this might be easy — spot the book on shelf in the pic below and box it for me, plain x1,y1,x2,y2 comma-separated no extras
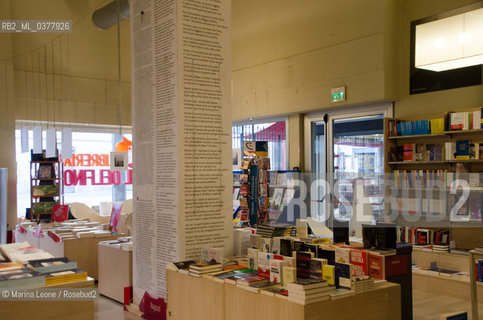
32,202,58,214
32,184,59,196
37,165,52,179
455,140,470,160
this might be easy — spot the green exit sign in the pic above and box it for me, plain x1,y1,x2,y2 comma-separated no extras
331,86,346,102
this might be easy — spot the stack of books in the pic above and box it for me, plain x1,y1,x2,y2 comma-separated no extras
286,279,330,304
351,277,375,293
256,225,295,238
0,242,54,264
329,288,354,300
0,268,46,289
432,245,450,253
28,257,77,273
189,262,222,277
28,257,87,286
45,269,87,286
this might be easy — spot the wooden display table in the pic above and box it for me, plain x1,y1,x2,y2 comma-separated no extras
98,240,133,303
166,270,401,320
0,277,95,320
16,230,120,279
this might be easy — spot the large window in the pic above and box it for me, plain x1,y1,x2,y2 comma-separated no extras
232,118,288,171
15,124,132,218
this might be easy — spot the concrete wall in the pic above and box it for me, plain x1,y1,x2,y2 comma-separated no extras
232,0,396,120
0,0,17,232
394,0,483,118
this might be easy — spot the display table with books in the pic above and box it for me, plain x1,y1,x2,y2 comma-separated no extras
0,242,95,320
166,269,401,320
16,220,121,279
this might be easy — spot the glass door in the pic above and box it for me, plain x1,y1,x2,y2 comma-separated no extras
309,119,327,221
329,114,385,238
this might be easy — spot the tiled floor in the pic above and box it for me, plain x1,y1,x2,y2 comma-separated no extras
95,289,482,320
95,296,141,320
412,288,482,320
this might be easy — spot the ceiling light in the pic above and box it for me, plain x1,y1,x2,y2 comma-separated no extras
415,7,483,72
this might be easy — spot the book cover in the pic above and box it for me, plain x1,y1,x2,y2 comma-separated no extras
37,166,52,179
385,254,408,278
415,143,425,161
28,257,77,274
350,249,368,277
368,253,385,280
450,112,465,130
282,266,296,287
269,259,285,283
271,237,282,254
257,252,271,278
309,258,324,280
469,195,482,220
280,238,293,257
296,251,311,279
455,140,470,160
403,144,414,161
283,256,296,268
334,262,352,289
318,247,336,265
335,247,350,264
247,248,259,270
322,265,335,286
249,234,261,249
261,238,272,253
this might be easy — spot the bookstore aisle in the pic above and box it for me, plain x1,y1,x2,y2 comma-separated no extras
412,288,483,320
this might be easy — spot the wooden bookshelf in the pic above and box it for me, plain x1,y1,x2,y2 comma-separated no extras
384,111,483,251
30,159,64,222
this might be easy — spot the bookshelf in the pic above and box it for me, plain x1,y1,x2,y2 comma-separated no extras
30,160,64,222
384,108,483,251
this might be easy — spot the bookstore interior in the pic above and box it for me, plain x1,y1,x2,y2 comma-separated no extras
0,0,483,319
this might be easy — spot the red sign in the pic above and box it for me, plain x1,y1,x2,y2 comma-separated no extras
51,205,69,222
64,169,132,186
109,202,123,232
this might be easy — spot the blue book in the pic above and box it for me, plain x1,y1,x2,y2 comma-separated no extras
479,260,483,282
334,262,351,289
455,140,470,160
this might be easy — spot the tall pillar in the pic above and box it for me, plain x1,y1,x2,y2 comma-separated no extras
130,0,232,306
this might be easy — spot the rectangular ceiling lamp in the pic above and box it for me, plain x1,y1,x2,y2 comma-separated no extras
415,7,483,72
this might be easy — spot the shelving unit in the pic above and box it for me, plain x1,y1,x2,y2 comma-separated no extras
30,160,64,222
384,109,483,251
